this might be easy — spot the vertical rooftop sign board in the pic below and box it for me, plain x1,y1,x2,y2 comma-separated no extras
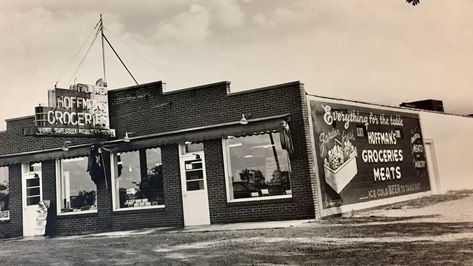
309,97,430,209
32,83,115,137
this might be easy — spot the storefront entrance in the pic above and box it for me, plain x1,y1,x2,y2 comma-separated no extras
22,162,42,236
179,144,210,226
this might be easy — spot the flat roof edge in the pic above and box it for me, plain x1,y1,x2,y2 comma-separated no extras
109,80,164,93
228,81,303,96
307,93,473,118
5,115,35,122
163,81,231,95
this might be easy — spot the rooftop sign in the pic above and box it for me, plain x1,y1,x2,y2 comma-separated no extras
32,81,115,137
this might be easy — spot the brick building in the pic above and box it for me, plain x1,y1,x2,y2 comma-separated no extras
0,80,319,237
0,79,442,238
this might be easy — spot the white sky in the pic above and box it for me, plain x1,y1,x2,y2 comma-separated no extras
1,0,472,130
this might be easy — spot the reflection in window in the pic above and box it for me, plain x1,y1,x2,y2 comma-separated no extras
114,148,164,209
0,167,9,219
58,157,97,213
225,133,291,200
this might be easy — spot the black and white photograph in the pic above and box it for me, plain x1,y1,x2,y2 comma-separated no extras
0,0,472,265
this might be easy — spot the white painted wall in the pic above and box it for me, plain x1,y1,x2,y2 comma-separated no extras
419,112,473,193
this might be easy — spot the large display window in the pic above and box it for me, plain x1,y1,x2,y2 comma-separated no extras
0,167,9,220
57,157,97,214
112,148,164,210
224,132,292,201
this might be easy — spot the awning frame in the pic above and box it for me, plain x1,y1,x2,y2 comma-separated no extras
0,114,291,166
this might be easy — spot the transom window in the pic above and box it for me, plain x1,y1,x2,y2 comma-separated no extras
57,157,97,214
112,148,164,210
0,166,9,220
224,132,292,201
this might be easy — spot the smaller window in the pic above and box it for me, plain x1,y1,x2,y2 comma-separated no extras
184,142,204,154
58,157,97,214
0,167,9,220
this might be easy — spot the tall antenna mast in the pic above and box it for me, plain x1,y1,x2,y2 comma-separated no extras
100,14,106,83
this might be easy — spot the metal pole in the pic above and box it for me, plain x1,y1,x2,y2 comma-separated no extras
100,14,106,83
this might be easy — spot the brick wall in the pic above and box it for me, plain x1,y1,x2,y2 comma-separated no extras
0,80,318,236
0,164,22,238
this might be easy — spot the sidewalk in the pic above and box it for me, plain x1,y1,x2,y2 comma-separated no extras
57,219,314,240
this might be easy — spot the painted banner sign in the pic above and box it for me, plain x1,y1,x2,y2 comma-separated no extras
33,81,115,137
310,100,430,209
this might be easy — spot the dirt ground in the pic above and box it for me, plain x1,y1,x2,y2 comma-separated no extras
0,191,472,265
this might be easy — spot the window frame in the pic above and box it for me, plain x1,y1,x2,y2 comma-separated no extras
55,158,98,216
110,148,166,212
22,162,43,208
222,135,293,203
0,166,10,221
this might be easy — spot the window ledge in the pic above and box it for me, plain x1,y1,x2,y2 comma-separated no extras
227,195,292,205
0,218,10,223
57,210,98,217
113,205,165,213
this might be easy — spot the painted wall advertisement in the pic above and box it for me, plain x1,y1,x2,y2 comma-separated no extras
31,81,115,137
310,99,430,209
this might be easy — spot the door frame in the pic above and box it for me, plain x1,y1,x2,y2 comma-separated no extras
424,139,441,194
178,144,211,226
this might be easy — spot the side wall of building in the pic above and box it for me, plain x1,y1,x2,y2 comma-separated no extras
419,112,473,193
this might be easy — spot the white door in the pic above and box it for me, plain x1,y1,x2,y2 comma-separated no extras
22,162,43,236
179,150,211,226
424,140,441,194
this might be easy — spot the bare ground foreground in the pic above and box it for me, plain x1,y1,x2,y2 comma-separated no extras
0,191,472,265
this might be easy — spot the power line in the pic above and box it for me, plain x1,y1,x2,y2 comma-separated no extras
55,20,101,88
67,28,101,86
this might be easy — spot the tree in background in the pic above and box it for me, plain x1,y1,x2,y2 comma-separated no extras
406,0,420,6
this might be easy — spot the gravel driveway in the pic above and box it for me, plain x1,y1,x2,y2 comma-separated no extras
0,191,471,265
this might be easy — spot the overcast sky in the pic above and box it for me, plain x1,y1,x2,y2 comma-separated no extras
1,0,472,130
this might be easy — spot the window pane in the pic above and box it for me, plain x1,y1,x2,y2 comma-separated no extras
226,133,291,200
60,157,97,213
186,170,203,181
27,196,40,206
187,180,204,191
0,167,9,219
144,148,165,206
27,187,40,196
185,160,202,170
115,148,164,209
29,162,41,173
185,143,203,153
26,178,40,188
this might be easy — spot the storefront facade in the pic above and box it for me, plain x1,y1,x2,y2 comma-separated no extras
2,79,455,238
0,81,318,237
